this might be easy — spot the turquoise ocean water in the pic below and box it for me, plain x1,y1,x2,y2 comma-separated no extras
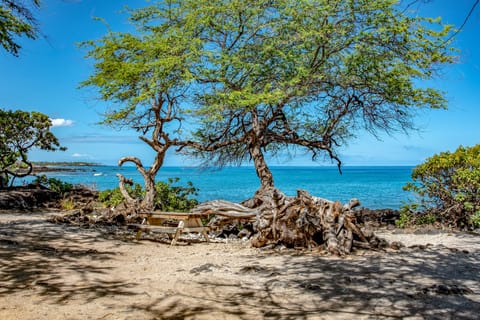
20,166,414,210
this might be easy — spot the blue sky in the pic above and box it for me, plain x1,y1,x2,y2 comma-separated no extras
1,0,479,166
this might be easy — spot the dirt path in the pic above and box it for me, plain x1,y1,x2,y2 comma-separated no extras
0,212,479,319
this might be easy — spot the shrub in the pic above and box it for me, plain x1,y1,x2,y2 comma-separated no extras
403,144,480,229
470,211,480,229
60,199,76,210
395,209,412,228
32,175,73,195
99,177,198,212
98,183,143,208
154,178,199,212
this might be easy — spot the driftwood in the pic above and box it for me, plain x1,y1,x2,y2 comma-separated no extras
192,200,258,219
193,188,378,254
191,200,257,233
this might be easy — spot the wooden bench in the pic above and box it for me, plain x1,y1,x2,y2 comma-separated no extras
130,212,210,245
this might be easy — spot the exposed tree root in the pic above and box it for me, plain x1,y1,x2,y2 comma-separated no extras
193,188,383,254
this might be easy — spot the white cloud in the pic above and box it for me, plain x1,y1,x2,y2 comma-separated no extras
50,118,74,127
71,153,90,158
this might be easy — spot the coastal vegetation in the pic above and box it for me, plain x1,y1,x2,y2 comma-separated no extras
98,178,198,212
31,175,73,196
0,109,66,188
402,144,480,229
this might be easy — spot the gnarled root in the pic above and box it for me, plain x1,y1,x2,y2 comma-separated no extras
192,188,380,254
246,188,372,254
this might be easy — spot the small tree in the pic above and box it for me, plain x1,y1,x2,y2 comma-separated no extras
0,109,66,187
80,4,200,209
0,0,40,56
403,144,480,228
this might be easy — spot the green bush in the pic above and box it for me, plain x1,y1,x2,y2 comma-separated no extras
99,178,198,212
470,211,480,228
154,178,199,212
403,144,480,229
98,183,143,208
395,209,412,228
32,175,73,195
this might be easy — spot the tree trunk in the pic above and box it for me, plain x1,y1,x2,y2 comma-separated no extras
249,108,274,192
142,175,156,210
249,142,274,192
115,174,137,206
116,145,167,210
117,156,156,210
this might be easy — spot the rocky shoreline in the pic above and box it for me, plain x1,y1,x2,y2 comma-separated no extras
0,186,97,211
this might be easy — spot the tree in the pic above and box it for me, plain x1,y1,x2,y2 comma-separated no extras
0,0,40,56
80,4,201,209
80,0,454,251
0,109,66,188
184,0,456,194
403,145,480,229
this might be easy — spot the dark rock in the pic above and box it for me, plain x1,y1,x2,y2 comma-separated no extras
0,185,98,211
113,214,126,224
0,187,60,210
356,208,400,227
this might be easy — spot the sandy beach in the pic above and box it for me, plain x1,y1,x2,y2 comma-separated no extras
0,212,479,320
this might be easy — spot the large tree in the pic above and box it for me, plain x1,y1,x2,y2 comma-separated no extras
80,4,200,209
0,109,65,188
184,0,455,193
82,0,455,200
0,0,40,56
80,0,456,250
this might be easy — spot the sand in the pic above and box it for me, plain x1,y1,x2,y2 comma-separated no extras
0,212,479,320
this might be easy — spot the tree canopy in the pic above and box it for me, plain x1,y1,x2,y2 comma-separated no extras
80,3,201,208
82,0,456,196
0,109,66,187
0,0,40,56
185,0,456,190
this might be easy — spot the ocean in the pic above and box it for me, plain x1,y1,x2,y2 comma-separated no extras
19,166,414,210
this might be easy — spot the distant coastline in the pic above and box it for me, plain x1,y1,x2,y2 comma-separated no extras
33,161,99,167
32,162,100,173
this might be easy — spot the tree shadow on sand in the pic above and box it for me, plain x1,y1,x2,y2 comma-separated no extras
130,241,480,319
0,215,138,303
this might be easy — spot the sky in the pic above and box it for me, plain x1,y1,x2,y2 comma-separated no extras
1,0,479,166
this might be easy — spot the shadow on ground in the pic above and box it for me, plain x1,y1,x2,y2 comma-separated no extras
1,214,479,319
133,242,480,319
0,214,138,303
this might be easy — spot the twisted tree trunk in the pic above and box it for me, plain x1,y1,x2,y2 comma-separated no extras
249,109,274,192
116,152,164,210
249,142,274,191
